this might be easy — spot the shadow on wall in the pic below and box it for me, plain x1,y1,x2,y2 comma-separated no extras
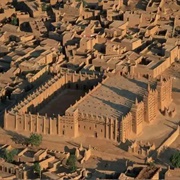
127,78,148,90
93,96,130,116
135,0,149,10
102,83,140,102
90,157,133,179
157,147,178,167
118,139,133,151
64,145,76,154
172,87,180,92
0,112,5,127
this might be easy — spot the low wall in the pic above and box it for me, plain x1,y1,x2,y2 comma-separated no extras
12,74,66,113
157,125,180,155
28,65,49,83
40,156,55,170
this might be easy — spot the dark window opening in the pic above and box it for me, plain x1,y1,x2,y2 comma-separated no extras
95,132,98,138
139,57,152,65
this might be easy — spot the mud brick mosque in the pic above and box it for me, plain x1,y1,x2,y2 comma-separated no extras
4,69,172,143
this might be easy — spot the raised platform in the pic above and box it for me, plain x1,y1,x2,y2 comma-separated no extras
72,75,149,119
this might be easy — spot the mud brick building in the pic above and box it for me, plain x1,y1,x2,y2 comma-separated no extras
4,71,172,143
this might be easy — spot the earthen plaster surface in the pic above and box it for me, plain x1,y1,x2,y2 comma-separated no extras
73,75,148,119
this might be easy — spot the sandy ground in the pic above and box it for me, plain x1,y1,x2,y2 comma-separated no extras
0,127,144,173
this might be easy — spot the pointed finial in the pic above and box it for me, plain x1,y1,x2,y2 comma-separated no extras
88,144,91,150
147,83,150,91
135,97,138,105
80,143,83,150
160,75,163,82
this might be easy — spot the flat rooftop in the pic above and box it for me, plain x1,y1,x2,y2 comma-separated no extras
72,75,149,120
